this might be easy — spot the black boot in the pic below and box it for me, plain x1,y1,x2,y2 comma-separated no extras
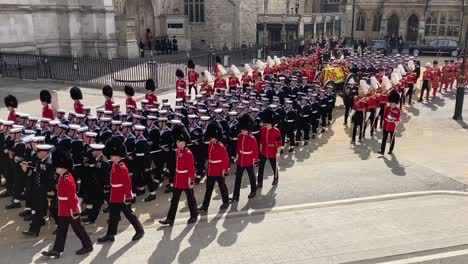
42,250,61,258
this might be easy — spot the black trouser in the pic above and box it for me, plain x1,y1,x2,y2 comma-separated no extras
201,176,229,208
285,126,296,147
363,108,376,137
420,80,430,101
4,158,14,194
400,91,405,108
377,104,385,128
257,155,278,186
327,107,334,122
24,176,32,209
86,190,104,221
156,150,175,184
29,194,47,233
352,111,364,142
229,86,237,94
49,197,58,226
344,104,352,123
406,83,414,105
167,188,197,221
188,84,197,95
381,130,396,153
12,164,25,202
320,109,327,127
296,124,310,142
233,165,256,199
242,84,249,93
228,139,237,158
310,116,318,134
195,145,207,178
52,216,92,252
106,203,143,237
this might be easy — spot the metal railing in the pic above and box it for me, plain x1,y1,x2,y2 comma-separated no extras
0,41,302,90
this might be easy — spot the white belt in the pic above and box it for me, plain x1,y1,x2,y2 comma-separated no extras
321,105,327,107
209,160,222,164
136,153,145,157
287,120,294,123
58,196,68,201
312,111,318,114
301,115,310,117
176,170,188,173
240,151,252,155
328,100,333,102
111,184,123,188
251,131,259,135
231,137,237,140
73,164,82,167
204,141,210,144
177,88,185,92
88,164,95,167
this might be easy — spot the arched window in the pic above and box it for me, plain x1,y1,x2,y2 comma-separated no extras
356,13,365,31
372,13,382,32
184,0,205,23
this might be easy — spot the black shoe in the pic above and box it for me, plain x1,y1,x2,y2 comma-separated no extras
288,148,294,153
76,247,93,255
187,217,198,224
0,191,12,198
23,214,33,221
80,209,89,217
19,210,31,217
132,231,144,241
327,121,331,126
42,250,61,258
22,230,39,237
312,134,316,139
102,207,110,213
131,198,136,204
164,187,174,194
272,179,278,185
248,192,256,199
350,140,355,144
97,235,115,243
82,218,95,225
159,219,174,226
136,190,145,196
321,128,326,133
195,177,201,184
257,183,263,189
280,149,284,154
197,206,208,213
144,194,156,202
304,141,308,146
388,151,393,155
52,229,57,235
294,142,299,147
219,203,229,210
229,197,239,203
378,151,385,155
5,202,21,209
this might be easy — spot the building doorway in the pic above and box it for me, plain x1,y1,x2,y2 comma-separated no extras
407,14,419,42
124,0,155,41
387,14,400,37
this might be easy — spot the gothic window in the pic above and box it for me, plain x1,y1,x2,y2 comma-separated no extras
356,13,365,31
424,11,460,37
184,0,205,23
372,14,382,32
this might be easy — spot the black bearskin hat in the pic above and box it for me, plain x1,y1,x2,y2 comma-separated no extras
4,95,18,108
102,85,113,97
124,85,135,97
216,56,222,64
261,107,275,124
238,113,254,131
52,146,73,170
206,121,223,141
172,124,190,142
145,79,156,91
70,86,83,100
40,90,52,104
187,59,195,69
176,69,184,78
388,90,401,104
104,136,127,157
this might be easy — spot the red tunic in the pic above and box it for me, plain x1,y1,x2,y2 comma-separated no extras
307,69,316,83
110,161,133,203
57,172,80,217
431,67,441,89
260,127,282,159
423,69,432,81
174,148,195,189
263,68,272,77
406,72,417,84
104,99,114,112
126,98,137,113
255,80,264,93
214,64,221,77
207,142,230,176
145,93,158,108
42,105,55,120
200,83,214,95
353,96,367,111
378,89,388,104
237,133,259,167
366,93,378,109
188,70,199,85
74,101,84,115
214,77,227,90
241,74,252,85
176,79,187,99
228,76,240,88
383,105,401,132
7,111,16,123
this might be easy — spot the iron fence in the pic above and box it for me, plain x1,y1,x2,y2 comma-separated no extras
0,41,301,90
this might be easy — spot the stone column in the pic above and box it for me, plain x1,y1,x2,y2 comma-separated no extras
333,18,336,36
115,16,139,58
298,19,305,40
314,20,317,38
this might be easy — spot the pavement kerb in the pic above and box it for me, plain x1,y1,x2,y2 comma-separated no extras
152,190,468,229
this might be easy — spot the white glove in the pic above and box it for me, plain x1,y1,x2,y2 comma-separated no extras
350,109,356,117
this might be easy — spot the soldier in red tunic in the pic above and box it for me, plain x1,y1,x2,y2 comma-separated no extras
102,85,114,112
70,87,84,115
257,107,282,187
41,147,93,258
176,69,187,100
198,121,230,212
187,60,199,96
420,63,432,102
40,90,55,120
159,124,198,226
431,60,442,97
231,113,258,202
98,136,144,243
214,72,227,93
241,69,253,93
4,95,18,123
145,79,158,108
379,91,401,155
228,71,240,94
124,85,137,114
441,60,450,92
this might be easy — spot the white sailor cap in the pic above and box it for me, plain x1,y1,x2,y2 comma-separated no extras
122,122,132,127
285,100,293,104
83,106,91,111
36,144,53,151
200,116,210,121
112,103,120,108
163,103,171,107
158,110,168,115
214,108,223,114
188,114,198,119
68,111,76,116
87,116,97,120
59,124,69,129
3,121,14,126
50,120,60,126
228,111,238,116
175,98,183,103
23,135,34,143
90,144,105,150
269,104,278,109
18,113,30,118
69,124,81,130
40,118,52,123
195,95,203,99
198,109,207,114
24,130,36,135
158,117,168,122
170,119,182,125
250,107,260,112
85,132,97,138
77,127,88,133
149,108,158,113
32,136,46,143
140,99,148,104
147,115,158,121
96,109,104,113
111,120,122,125
134,125,145,131
126,104,135,109
13,125,25,130
132,115,142,119
175,106,183,110
99,117,111,122
118,113,128,117
175,113,184,118
222,104,230,108
29,117,38,122
57,109,66,114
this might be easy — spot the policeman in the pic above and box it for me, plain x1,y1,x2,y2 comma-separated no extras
159,124,198,226
98,136,144,243
257,108,282,187
21,144,54,237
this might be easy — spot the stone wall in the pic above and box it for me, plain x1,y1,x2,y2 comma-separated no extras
0,0,118,57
